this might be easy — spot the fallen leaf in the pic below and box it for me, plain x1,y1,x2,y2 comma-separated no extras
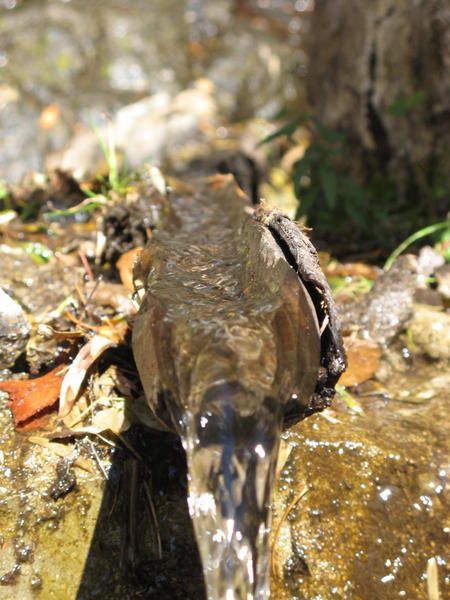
325,261,380,280
211,174,233,189
0,366,64,431
91,406,129,435
58,321,128,417
28,437,95,473
88,281,136,315
116,248,143,291
340,337,381,387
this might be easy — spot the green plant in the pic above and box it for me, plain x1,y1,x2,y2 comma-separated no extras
88,115,129,196
43,198,106,219
42,117,129,222
0,179,11,211
387,91,426,116
262,114,392,240
262,111,449,254
328,275,374,300
21,242,53,265
384,219,450,269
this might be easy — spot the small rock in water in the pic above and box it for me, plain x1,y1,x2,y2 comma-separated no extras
0,288,31,369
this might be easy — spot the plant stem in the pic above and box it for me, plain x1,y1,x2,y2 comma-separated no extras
384,220,450,270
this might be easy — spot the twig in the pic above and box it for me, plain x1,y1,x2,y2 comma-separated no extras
83,276,103,310
320,314,329,336
142,480,163,559
78,250,94,282
75,284,87,305
89,440,108,480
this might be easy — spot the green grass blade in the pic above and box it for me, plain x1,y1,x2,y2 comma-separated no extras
384,220,450,270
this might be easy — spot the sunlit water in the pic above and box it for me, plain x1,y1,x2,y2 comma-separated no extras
132,178,321,599
182,387,283,600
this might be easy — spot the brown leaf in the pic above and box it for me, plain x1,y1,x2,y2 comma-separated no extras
58,321,128,417
0,366,64,431
28,437,95,473
340,337,381,387
90,281,136,315
116,248,143,291
325,262,380,280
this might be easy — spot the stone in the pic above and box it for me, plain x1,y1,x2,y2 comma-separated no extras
409,304,450,360
0,288,31,368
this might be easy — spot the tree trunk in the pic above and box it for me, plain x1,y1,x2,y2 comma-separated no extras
307,0,450,217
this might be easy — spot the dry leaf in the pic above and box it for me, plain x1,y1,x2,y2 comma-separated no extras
116,248,143,291
324,262,380,280
0,366,64,431
340,337,381,387
59,321,128,417
89,281,136,315
91,407,129,434
28,437,95,473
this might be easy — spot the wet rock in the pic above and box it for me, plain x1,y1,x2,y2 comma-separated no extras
0,563,21,586
409,305,450,360
340,255,419,345
272,377,450,599
0,288,31,368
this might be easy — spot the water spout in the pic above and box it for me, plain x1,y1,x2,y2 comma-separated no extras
182,382,283,600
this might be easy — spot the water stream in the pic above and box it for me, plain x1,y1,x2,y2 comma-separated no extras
183,388,282,599
132,176,323,599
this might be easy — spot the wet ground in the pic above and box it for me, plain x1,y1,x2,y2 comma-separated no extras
0,171,449,600
0,359,448,599
273,363,450,599
0,1,449,599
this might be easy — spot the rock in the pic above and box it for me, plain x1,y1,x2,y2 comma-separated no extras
417,246,445,277
272,377,449,599
436,264,450,301
49,85,218,179
340,255,419,345
409,304,450,360
0,288,31,369
0,89,42,183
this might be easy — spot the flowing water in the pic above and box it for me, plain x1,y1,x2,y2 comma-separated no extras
183,389,282,599
132,176,322,599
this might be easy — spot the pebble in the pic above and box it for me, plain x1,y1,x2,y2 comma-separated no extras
0,288,31,368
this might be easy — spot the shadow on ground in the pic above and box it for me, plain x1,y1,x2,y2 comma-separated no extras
76,426,206,600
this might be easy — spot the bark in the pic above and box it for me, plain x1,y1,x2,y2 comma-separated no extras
307,0,450,209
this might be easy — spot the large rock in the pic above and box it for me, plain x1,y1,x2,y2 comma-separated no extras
271,368,450,599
